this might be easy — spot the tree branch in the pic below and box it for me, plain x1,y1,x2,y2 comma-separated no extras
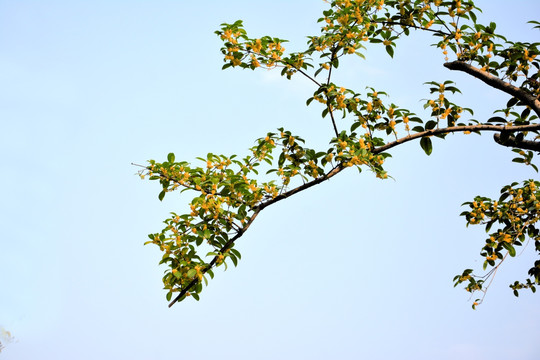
166,122,540,307
493,133,540,151
255,165,344,212
327,48,340,137
377,20,450,36
296,68,321,87
443,61,540,118
373,123,540,154
168,164,345,307
327,104,340,137
168,210,261,307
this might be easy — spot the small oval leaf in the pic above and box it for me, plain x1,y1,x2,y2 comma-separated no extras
420,137,433,156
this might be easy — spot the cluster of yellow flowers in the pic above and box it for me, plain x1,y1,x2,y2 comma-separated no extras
523,49,537,63
468,199,488,225
445,0,473,17
218,22,290,71
224,45,242,67
220,29,241,44
424,83,464,125
460,181,540,290
335,87,347,109
465,282,482,293
145,145,308,297
330,134,388,178
266,42,285,68
250,38,262,53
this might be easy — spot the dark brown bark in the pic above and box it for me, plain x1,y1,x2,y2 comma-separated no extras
443,61,540,118
493,132,540,152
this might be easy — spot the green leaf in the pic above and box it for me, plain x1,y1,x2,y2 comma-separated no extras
425,120,437,130
322,108,329,118
191,292,200,301
230,248,242,259
507,97,519,108
187,269,197,279
470,11,477,23
278,153,285,167
166,291,172,301
167,153,175,163
420,137,433,156
230,254,238,267
487,116,507,123
485,220,494,233
385,45,394,58
351,121,362,132
355,51,365,59
445,86,462,94
521,108,531,119
158,190,166,201
238,204,247,218
503,242,516,257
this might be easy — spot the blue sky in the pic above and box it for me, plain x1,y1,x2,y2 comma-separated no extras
1,1,539,359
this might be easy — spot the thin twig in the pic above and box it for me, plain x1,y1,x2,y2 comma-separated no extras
296,68,321,87
325,47,340,137
327,105,340,137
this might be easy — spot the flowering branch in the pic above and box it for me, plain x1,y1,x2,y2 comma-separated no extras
167,163,345,307
166,121,540,307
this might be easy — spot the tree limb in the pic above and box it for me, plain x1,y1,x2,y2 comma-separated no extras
167,123,540,307
493,133,540,151
255,165,344,212
443,61,540,118
167,164,345,307
374,123,540,154
378,20,450,36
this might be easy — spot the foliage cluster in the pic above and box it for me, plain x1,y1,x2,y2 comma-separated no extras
139,0,540,308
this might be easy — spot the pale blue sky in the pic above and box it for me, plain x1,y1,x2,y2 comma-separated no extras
1,1,539,359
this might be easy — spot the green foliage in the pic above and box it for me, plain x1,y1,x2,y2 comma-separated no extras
141,0,540,307
457,180,540,305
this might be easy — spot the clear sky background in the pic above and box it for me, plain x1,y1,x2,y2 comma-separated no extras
1,1,539,359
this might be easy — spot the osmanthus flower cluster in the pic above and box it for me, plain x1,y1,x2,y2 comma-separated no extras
140,0,540,307
457,180,540,308
141,130,388,304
